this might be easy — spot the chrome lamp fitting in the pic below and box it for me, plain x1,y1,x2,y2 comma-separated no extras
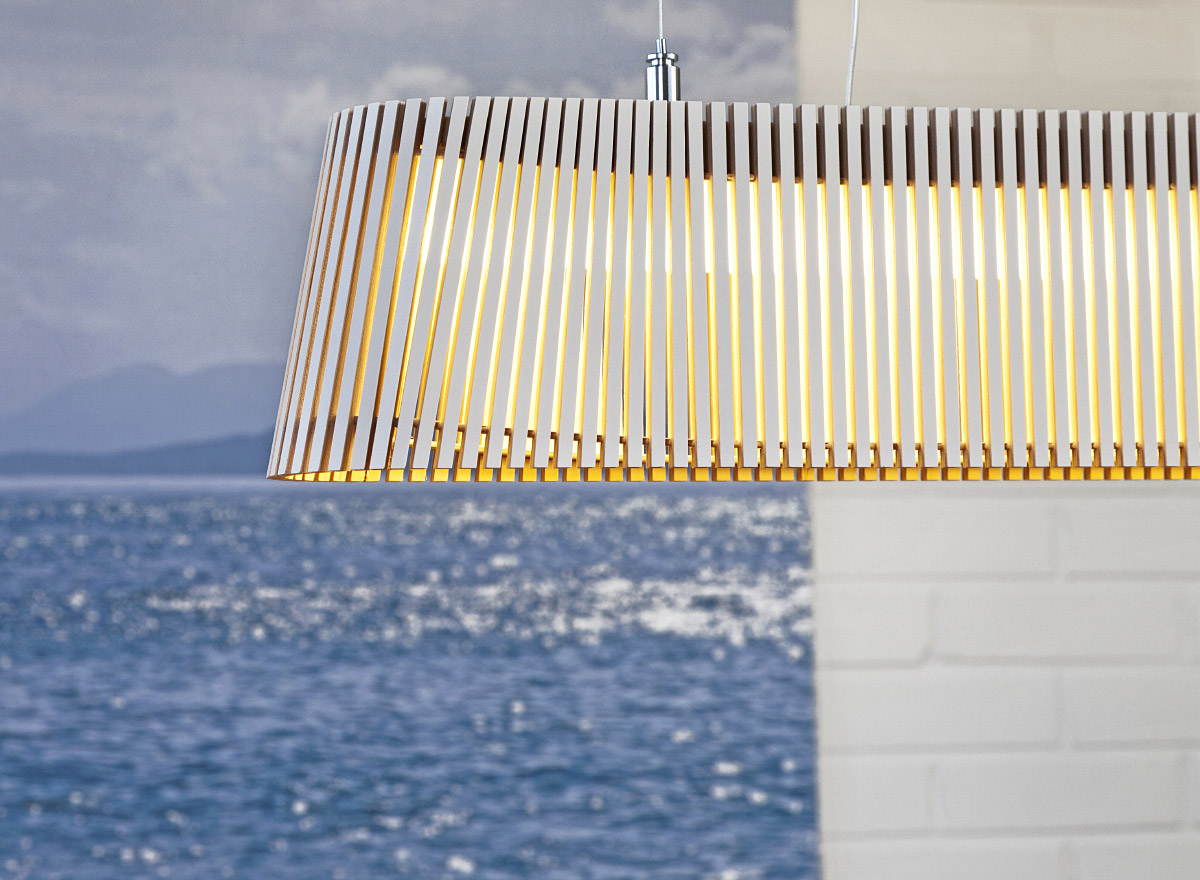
645,38,681,101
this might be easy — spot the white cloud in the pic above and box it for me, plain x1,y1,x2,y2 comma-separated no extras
366,64,472,102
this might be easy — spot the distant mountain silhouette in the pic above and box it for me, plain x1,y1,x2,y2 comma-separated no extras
0,431,275,476
0,363,283,455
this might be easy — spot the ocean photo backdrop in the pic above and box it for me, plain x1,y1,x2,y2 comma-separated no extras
0,480,817,879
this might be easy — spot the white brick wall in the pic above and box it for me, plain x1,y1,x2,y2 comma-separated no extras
811,483,1200,880
795,0,1200,112
793,3,1200,874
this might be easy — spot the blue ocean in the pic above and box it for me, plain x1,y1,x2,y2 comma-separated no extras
0,479,817,879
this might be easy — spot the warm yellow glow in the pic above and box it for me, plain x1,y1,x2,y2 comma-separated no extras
1084,182,1099,463
884,181,901,465
1016,183,1034,459
772,178,789,459
728,176,746,457
796,174,813,464
1038,181,1057,456
950,178,970,461
1064,184,1082,461
1192,174,1200,459
905,180,924,457
271,98,1200,483
838,180,856,454
343,141,401,466
862,180,880,463
817,179,833,464
1167,183,1186,454
1124,186,1144,459
1147,187,1165,461
928,182,947,463
986,182,1003,462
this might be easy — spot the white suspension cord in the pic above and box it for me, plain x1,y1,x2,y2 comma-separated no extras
844,0,861,105
646,0,680,100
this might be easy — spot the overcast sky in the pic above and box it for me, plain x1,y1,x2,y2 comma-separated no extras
0,0,794,414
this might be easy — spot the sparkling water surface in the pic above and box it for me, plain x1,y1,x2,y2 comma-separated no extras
0,479,816,879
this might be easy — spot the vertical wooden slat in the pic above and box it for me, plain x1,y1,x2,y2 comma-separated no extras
648,100,670,469
508,99,564,471
274,112,343,474
295,106,369,474
756,103,784,468
411,98,490,470
578,99,616,470
913,108,939,467
846,107,871,467
1066,111,1092,465
273,115,339,473
731,103,759,467
624,101,651,470
1130,111,1156,465
934,107,960,467
868,106,893,467
891,107,916,468
1111,112,1137,467
437,99,510,470
978,108,1006,468
1002,110,1027,467
1153,112,1179,466
349,103,421,471
668,101,691,468
484,97,547,470
824,105,850,467
310,103,384,473
532,100,583,469
328,103,399,472
778,105,805,469
710,103,737,468
685,101,714,468
1042,112,1070,467
284,108,356,474
484,98,546,469
388,98,470,472
1023,109,1051,468
801,105,826,466
892,108,916,465
1085,110,1112,466
1179,114,1199,466
601,100,634,468
554,99,600,470
364,99,441,470
455,99,527,472
956,108,981,466
979,109,1008,465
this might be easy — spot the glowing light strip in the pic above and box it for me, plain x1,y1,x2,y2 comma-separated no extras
271,98,1200,482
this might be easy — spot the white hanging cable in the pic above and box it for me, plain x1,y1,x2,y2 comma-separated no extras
646,0,680,99
844,0,861,105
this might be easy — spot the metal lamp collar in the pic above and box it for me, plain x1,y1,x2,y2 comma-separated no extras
645,38,681,101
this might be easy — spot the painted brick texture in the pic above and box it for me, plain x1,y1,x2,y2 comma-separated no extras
795,0,1200,112
811,483,1200,880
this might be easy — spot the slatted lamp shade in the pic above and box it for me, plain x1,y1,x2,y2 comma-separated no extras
269,96,1200,483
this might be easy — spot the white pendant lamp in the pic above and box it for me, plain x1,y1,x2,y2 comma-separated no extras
269,29,1200,484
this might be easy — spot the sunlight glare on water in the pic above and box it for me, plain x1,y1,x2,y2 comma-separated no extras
0,479,817,879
